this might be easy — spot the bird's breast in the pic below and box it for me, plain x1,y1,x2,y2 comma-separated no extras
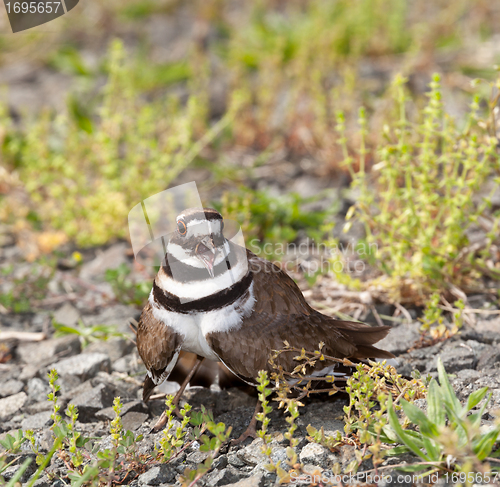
149,286,255,361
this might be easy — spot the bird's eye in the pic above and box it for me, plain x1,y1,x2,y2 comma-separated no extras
177,220,187,236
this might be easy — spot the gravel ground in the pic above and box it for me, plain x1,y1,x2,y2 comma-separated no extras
0,239,499,486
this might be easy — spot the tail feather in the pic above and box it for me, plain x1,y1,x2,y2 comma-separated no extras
352,344,395,360
335,321,392,350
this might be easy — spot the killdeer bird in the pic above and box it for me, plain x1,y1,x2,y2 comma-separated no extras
136,207,394,442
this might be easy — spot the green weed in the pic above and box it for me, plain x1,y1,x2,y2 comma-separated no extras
0,39,230,247
104,263,151,307
0,258,55,313
386,358,500,479
218,187,336,256
336,73,500,303
52,320,127,348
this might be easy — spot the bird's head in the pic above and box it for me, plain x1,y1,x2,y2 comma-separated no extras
168,207,226,277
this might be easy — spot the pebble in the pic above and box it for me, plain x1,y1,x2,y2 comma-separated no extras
71,383,114,422
48,353,110,380
0,392,28,420
122,411,149,431
52,303,81,328
137,464,176,485
27,378,50,403
17,335,81,366
21,411,53,430
299,442,329,465
0,379,24,398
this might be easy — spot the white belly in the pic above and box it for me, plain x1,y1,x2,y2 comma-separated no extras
173,313,219,360
149,282,255,361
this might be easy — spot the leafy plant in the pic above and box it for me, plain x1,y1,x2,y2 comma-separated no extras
255,371,275,465
419,293,466,339
179,419,232,487
218,187,336,256
0,258,55,312
0,430,27,454
0,39,231,247
156,396,193,462
104,263,151,306
336,73,500,303
53,319,127,348
384,358,499,478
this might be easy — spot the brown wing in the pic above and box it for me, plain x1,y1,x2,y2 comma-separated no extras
136,302,183,400
206,252,393,382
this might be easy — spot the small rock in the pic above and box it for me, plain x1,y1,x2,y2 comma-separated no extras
375,321,421,354
203,466,244,486
412,399,427,413
456,369,481,382
298,401,345,436
122,412,149,431
84,338,134,363
0,379,24,397
214,454,228,470
436,342,477,373
299,442,328,465
475,317,500,343
19,364,41,381
340,445,356,469
91,371,137,398
79,243,128,281
477,345,500,370
31,475,52,487
0,392,28,420
24,399,53,415
270,445,287,465
82,304,140,334
21,411,53,430
113,353,141,374
49,353,110,380
96,400,149,421
186,449,210,465
224,472,265,487
2,454,37,483
237,438,266,466
58,374,83,395
228,452,246,467
27,378,50,403
0,365,21,385
71,384,114,422
53,303,81,327
137,464,176,485
17,335,81,366
65,380,97,404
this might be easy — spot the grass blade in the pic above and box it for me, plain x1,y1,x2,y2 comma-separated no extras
427,379,445,427
387,396,429,461
401,399,439,437
437,358,461,413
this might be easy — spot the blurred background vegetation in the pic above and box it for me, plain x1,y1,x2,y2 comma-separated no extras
0,0,499,313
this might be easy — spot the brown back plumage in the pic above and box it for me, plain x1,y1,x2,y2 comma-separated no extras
206,250,394,383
